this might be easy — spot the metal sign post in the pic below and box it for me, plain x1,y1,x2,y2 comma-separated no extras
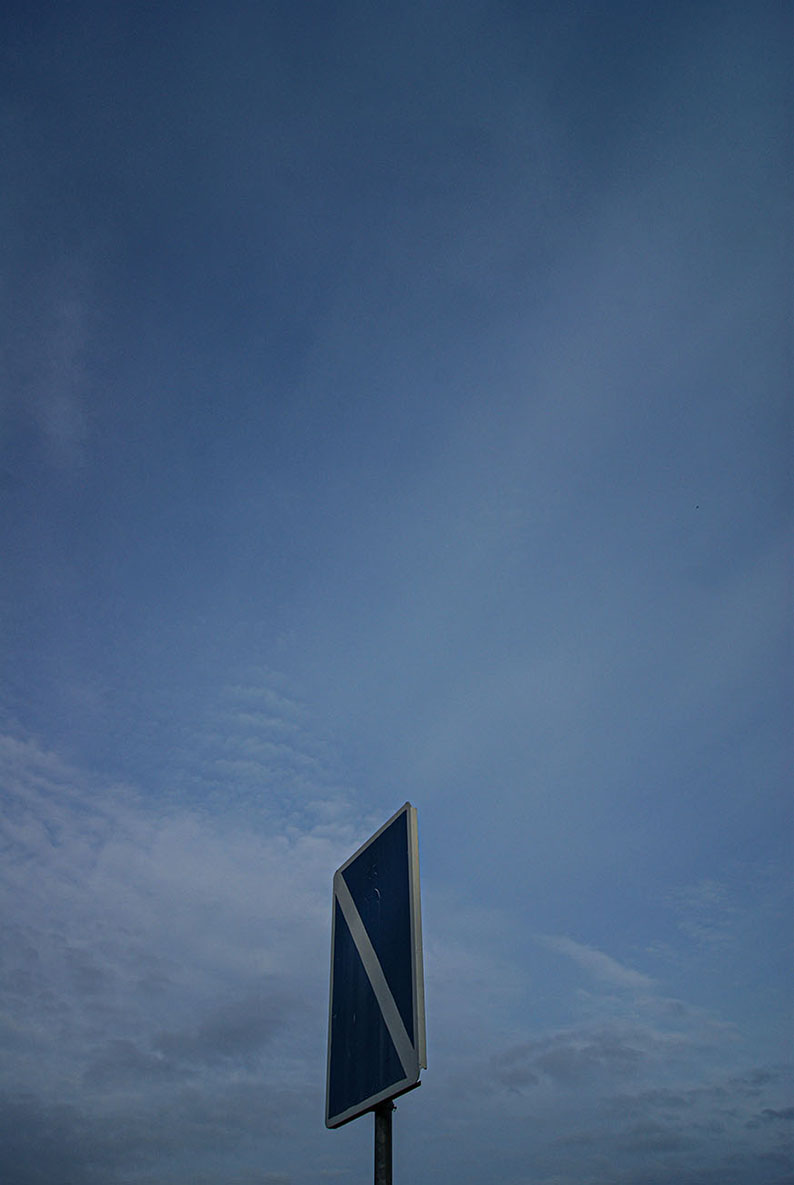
325,802,426,1183
374,1100,394,1185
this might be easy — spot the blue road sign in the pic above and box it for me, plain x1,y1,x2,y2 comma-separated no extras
325,803,426,1128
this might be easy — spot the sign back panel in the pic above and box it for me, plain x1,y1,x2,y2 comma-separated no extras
326,803,426,1128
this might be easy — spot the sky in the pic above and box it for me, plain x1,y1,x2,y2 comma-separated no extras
0,1,791,1182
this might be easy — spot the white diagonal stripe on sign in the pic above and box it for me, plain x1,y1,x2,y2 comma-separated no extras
334,873,417,1078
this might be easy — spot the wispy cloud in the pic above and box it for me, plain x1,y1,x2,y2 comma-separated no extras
668,879,742,950
540,935,655,991
1,255,92,468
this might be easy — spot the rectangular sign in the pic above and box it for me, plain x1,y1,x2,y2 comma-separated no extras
325,802,426,1128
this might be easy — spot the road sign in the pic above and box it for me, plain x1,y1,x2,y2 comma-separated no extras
326,802,426,1129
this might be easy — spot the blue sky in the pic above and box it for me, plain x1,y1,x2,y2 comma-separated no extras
1,2,791,1182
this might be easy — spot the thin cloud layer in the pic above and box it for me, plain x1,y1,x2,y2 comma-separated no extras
2,721,790,1184
539,936,654,991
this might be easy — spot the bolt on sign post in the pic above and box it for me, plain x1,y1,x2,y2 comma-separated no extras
326,803,426,1184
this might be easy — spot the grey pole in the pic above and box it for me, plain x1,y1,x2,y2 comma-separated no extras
374,1100,394,1185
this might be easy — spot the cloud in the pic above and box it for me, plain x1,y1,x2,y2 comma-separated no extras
488,1002,739,1100
493,1027,647,1091
0,254,92,469
540,935,655,991
490,1060,794,1185
0,1094,116,1185
153,986,299,1066
83,1039,188,1089
0,1083,302,1185
0,720,362,1182
746,1107,794,1129
3,713,786,1184
667,879,741,949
